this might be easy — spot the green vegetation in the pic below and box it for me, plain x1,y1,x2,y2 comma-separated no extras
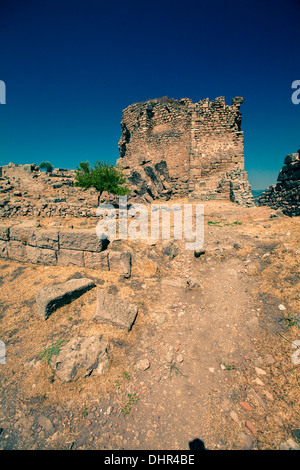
284,315,298,327
74,161,130,205
121,393,139,416
221,363,236,371
39,339,68,365
122,370,131,381
39,161,54,173
167,360,184,378
208,219,242,227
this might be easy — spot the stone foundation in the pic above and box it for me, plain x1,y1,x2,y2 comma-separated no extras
0,223,131,276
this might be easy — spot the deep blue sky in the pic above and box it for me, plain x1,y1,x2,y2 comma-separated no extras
0,0,299,189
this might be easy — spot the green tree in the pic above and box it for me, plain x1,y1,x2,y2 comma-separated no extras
39,161,54,173
74,161,130,205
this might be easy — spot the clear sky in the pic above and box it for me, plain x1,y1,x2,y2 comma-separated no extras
0,0,299,190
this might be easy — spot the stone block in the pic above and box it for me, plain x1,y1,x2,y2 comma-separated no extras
93,289,138,331
0,224,10,241
84,251,109,270
36,277,95,320
57,248,84,267
10,226,35,245
7,240,26,261
108,251,131,278
0,240,8,258
34,229,59,250
59,230,107,252
26,245,57,265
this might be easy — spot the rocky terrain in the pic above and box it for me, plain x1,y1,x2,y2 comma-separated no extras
0,174,299,449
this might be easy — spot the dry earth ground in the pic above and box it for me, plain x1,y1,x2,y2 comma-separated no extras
0,201,299,450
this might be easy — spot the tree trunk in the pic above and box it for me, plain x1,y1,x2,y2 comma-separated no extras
97,191,103,206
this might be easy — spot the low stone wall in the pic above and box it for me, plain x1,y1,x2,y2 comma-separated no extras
258,150,300,217
0,224,131,276
0,199,98,219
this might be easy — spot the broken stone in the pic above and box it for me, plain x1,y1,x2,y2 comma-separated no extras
255,367,267,375
108,251,131,278
245,421,257,434
37,415,54,433
252,377,265,386
162,241,179,260
36,278,95,320
93,289,138,331
238,432,253,449
229,410,241,426
291,429,300,443
136,358,150,370
279,439,300,450
51,335,109,382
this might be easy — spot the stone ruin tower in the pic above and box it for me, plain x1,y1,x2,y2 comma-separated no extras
117,95,254,206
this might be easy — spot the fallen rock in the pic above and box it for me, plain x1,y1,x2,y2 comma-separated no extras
291,429,300,443
136,358,150,370
162,241,179,260
279,439,300,450
37,415,54,433
270,209,286,218
238,432,253,449
93,289,138,331
51,335,109,382
36,278,95,320
255,367,267,375
109,251,131,278
245,420,257,434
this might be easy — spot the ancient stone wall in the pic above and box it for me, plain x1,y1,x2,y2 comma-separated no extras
0,223,131,276
258,150,300,216
117,96,254,206
0,197,98,219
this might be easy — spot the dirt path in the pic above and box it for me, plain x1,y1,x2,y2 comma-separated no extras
0,203,299,450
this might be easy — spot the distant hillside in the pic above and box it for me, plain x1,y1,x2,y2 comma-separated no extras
252,189,264,199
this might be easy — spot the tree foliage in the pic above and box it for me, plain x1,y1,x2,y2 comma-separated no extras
39,161,54,173
74,161,130,204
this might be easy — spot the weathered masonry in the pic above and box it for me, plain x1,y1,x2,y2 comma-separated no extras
0,223,131,276
258,150,300,216
117,96,254,206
